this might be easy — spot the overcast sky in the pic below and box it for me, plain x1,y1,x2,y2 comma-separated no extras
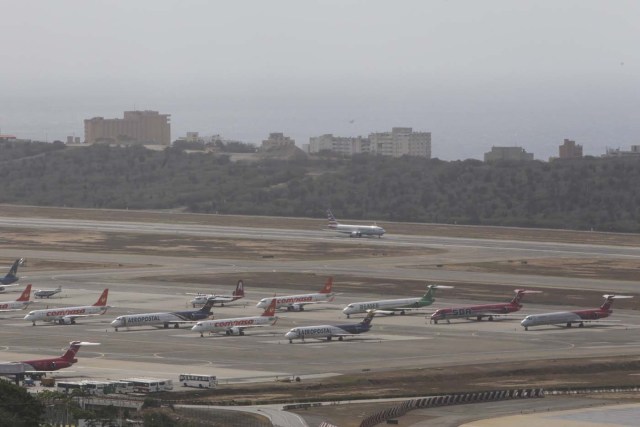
1,0,638,159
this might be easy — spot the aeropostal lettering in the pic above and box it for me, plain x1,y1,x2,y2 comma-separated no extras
127,315,161,323
300,327,332,336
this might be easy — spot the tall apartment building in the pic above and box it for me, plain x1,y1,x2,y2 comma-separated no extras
261,132,295,150
369,127,431,158
84,110,171,145
558,139,583,159
308,134,370,155
484,146,534,161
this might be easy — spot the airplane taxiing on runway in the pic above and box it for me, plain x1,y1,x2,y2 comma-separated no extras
0,341,99,373
35,286,62,299
111,299,216,331
521,294,633,331
24,289,110,325
256,277,336,311
285,310,376,343
188,279,245,307
430,289,541,324
192,298,277,337
0,284,32,311
0,258,26,290
343,284,452,318
326,209,385,238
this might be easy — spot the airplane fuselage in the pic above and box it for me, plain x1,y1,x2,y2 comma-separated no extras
35,289,61,298
0,301,30,311
431,303,521,323
20,357,76,371
190,294,238,307
256,293,334,310
521,309,611,330
343,297,429,316
111,309,212,330
285,322,371,342
24,306,109,325
192,315,276,336
329,223,385,238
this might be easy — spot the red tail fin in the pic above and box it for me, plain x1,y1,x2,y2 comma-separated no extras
262,298,277,316
61,341,82,361
17,284,32,302
319,277,333,294
93,289,109,306
233,280,245,297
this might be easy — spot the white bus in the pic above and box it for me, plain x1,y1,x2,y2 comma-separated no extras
81,381,116,395
178,374,218,389
123,378,173,393
111,380,135,394
57,381,83,394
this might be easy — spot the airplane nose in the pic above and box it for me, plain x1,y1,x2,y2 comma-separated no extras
285,331,296,339
342,307,352,314
256,301,265,308
110,319,122,327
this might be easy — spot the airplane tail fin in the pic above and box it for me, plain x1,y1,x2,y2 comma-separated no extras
510,289,542,304
93,289,109,306
327,209,339,228
319,277,333,294
262,298,277,317
17,284,32,302
422,284,453,302
8,258,23,277
200,298,216,313
600,294,633,310
361,310,376,326
61,341,99,361
61,341,83,361
233,280,245,297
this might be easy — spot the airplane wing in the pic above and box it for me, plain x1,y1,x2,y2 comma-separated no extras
0,284,22,293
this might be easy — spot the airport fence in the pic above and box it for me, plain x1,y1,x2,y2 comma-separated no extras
358,388,545,427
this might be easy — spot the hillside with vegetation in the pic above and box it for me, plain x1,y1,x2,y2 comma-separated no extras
1,141,639,232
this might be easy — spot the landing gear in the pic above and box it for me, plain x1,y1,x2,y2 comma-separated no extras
327,336,332,341
174,323,179,329
524,326,529,331
578,322,584,328
488,316,494,321
338,336,343,341
400,310,406,315
566,322,572,328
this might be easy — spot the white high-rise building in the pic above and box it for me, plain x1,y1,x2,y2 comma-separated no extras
308,134,369,155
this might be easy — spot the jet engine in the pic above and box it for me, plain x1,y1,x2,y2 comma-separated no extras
59,317,74,325
350,231,362,238
287,304,305,312
226,327,245,336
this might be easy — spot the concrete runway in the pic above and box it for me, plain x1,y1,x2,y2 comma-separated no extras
1,215,640,389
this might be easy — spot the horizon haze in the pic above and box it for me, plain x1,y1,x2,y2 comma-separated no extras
1,0,638,160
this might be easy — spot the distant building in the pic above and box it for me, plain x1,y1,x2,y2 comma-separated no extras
484,146,534,161
261,132,295,151
308,134,370,155
369,127,431,158
0,134,17,142
84,110,171,145
558,139,583,159
603,146,640,158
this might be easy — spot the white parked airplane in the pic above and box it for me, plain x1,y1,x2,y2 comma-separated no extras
192,298,277,337
34,286,62,299
24,289,110,325
111,299,216,331
326,209,385,238
342,284,452,318
520,294,633,331
188,280,245,307
285,310,376,343
256,277,336,311
0,284,32,311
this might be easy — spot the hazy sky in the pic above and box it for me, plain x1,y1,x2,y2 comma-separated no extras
1,1,638,159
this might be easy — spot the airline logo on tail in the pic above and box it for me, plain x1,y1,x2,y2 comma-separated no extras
320,277,333,294
262,298,277,317
93,289,109,306
327,210,339,229
17,284,32,302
